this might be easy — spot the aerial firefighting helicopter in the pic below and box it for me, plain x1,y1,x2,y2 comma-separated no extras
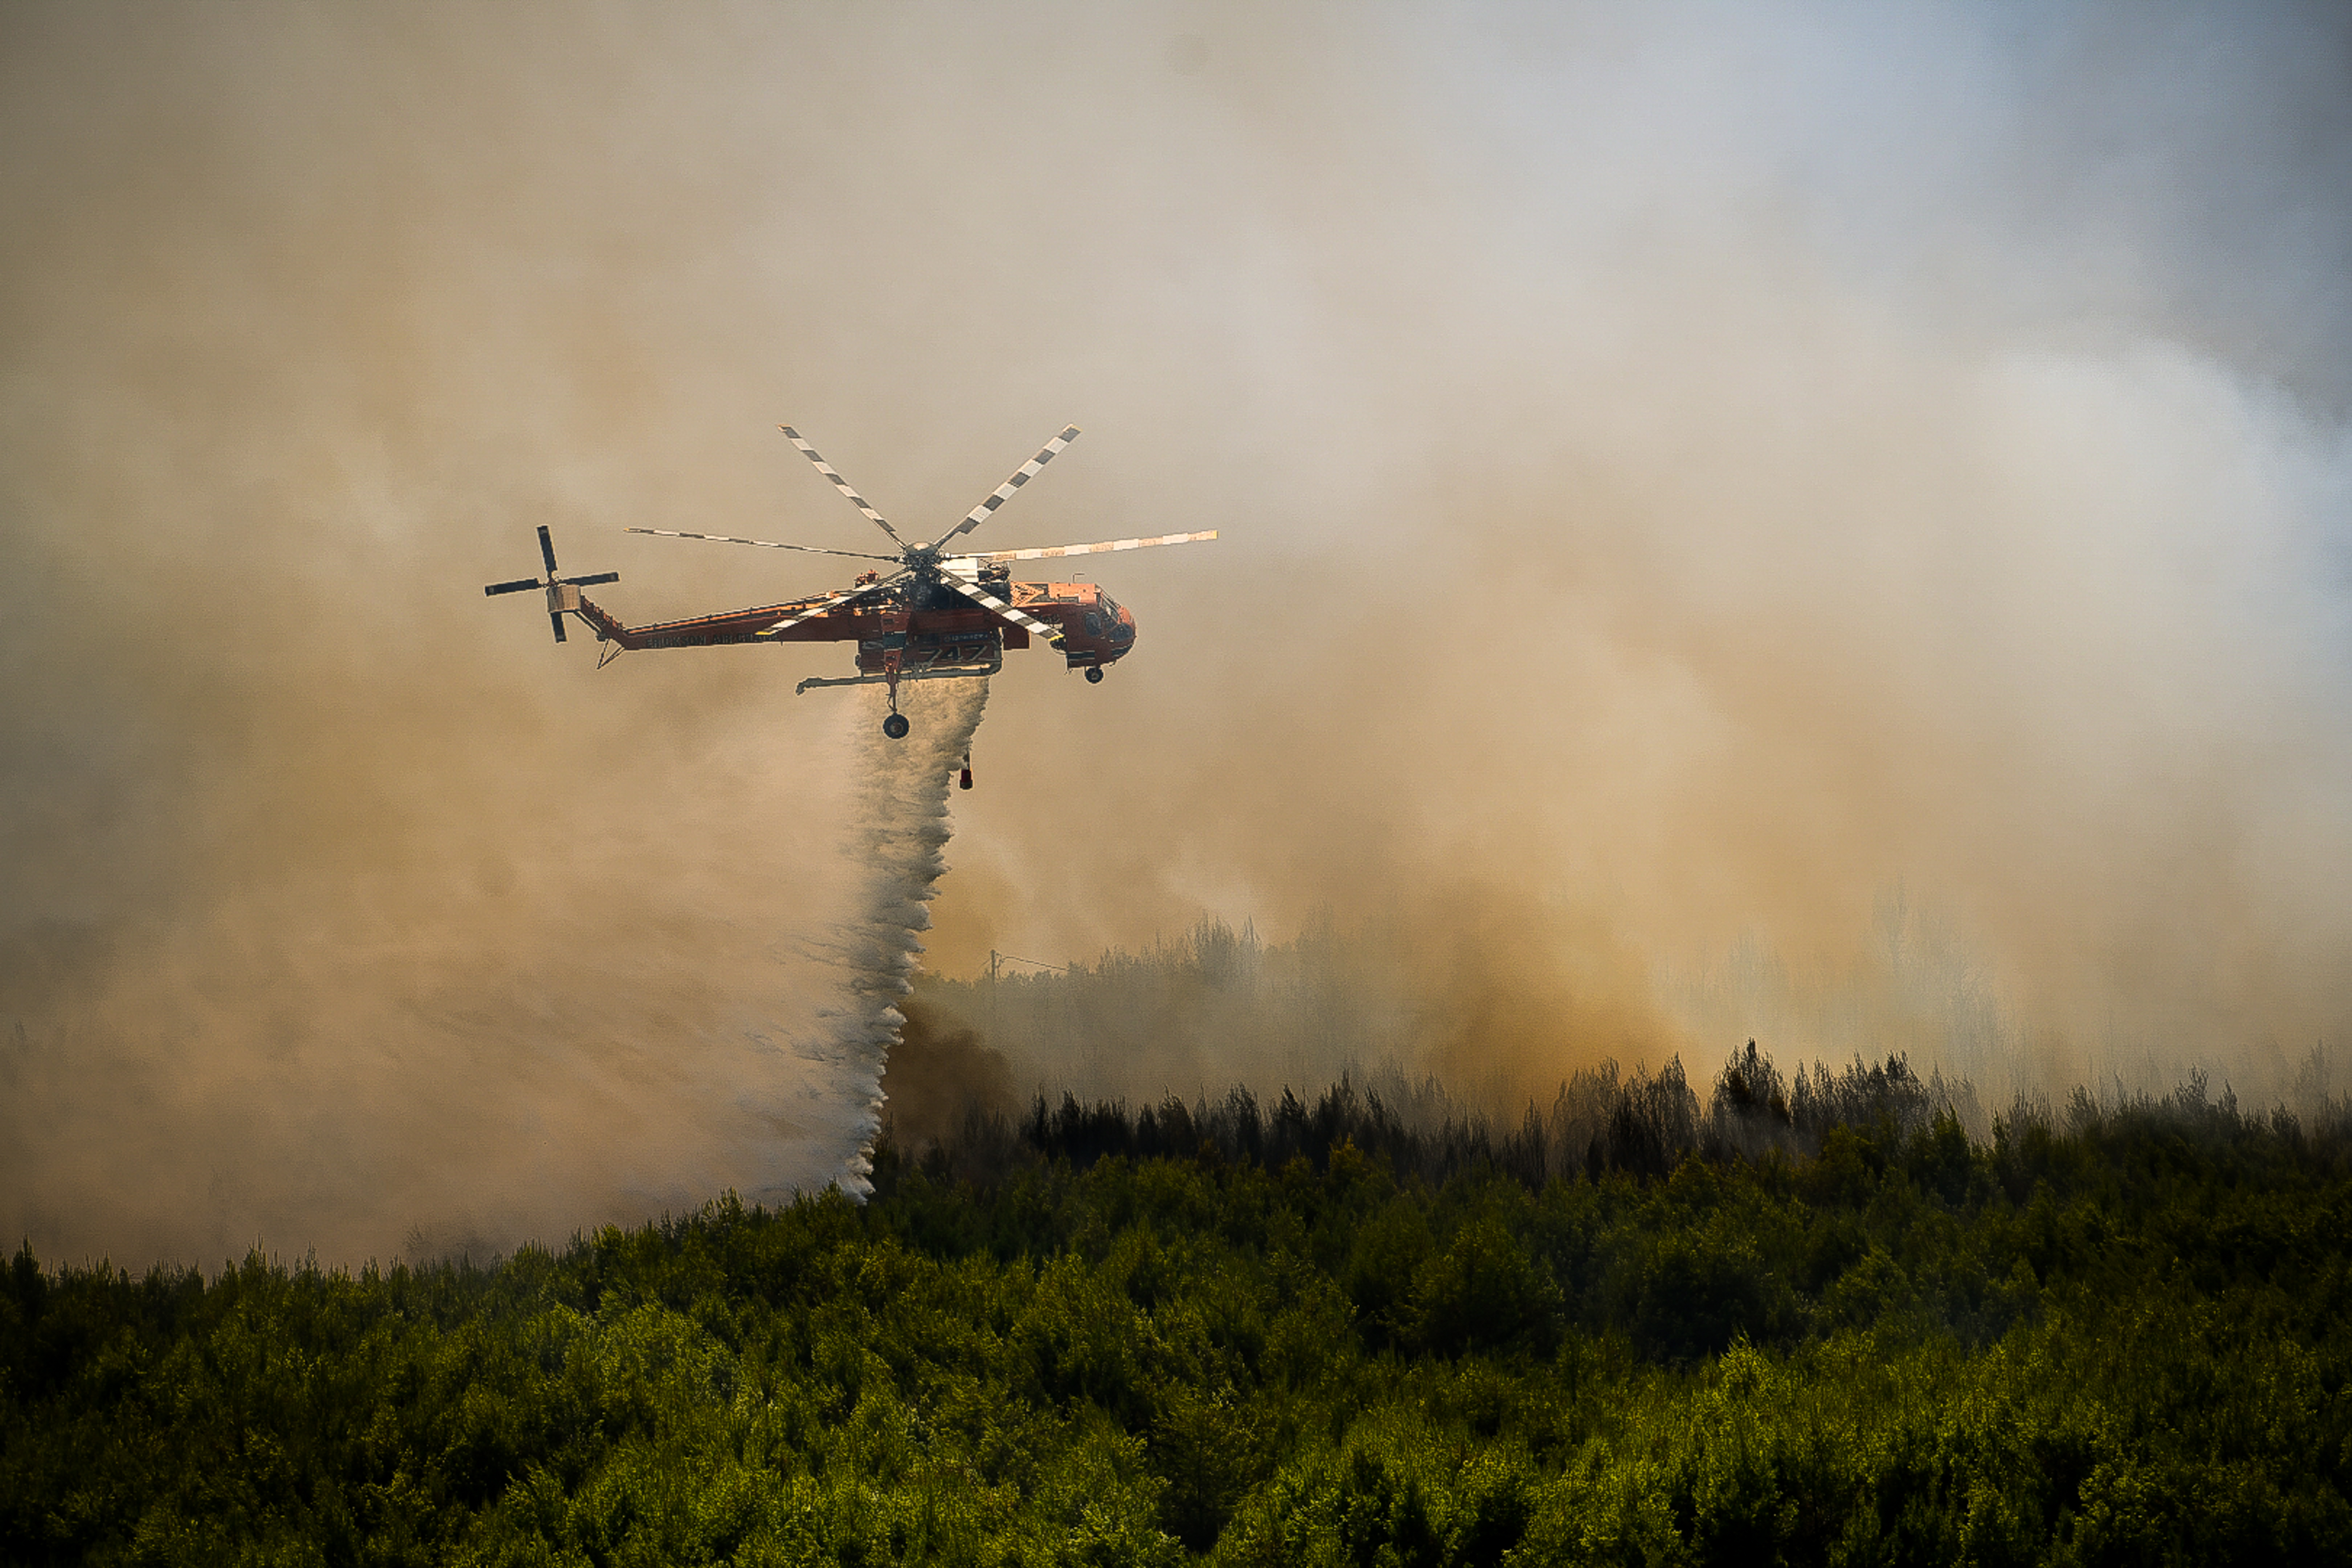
483,424,1214,744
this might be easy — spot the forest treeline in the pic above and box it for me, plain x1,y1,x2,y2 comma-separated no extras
909,909,2042,1117
6,1040,2351,1565
954,1039,1981,1190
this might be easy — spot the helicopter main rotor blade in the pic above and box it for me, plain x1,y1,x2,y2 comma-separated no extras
929,426,1081,550
780,426,906,548
755,571,905,636
537,525,560,576
549,611,568,643
560,571,621,587
939,564,1066,647
953,530,1217,565
484,577,543,596
624,527,900,563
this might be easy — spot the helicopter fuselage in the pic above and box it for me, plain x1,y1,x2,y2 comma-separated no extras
569,577,1136,673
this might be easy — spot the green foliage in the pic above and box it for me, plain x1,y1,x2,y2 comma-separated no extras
5,1092,2351,1564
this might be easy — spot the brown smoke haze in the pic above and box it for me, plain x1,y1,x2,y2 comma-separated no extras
3,3,2348,1264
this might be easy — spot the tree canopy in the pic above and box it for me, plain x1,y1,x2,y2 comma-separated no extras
5,1053,2349,1565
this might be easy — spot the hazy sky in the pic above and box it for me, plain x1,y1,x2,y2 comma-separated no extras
3,1,2347,1263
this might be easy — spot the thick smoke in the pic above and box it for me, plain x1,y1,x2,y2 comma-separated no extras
2,4,2349,1264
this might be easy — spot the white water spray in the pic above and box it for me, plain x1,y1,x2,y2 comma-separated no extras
803,678,989,1195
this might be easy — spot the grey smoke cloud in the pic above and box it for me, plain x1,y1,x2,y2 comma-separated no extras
2,2,2347,1264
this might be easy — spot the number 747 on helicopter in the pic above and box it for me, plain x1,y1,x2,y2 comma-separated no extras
483,423,1215,742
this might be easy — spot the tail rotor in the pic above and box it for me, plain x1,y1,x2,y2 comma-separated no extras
484,525,619,644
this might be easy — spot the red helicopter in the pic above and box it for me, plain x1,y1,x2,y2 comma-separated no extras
484,425,1214,746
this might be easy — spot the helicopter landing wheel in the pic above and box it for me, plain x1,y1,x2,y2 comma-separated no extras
1084,665,1104,684
882,711,911,739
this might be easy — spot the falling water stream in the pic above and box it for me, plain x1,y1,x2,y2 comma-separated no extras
805,678,989,1195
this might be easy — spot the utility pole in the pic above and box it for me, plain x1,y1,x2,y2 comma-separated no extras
985,949,1073,1052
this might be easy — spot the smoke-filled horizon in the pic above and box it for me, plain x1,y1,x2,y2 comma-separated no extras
3,2,2348,1266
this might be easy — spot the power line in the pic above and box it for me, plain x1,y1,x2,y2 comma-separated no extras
990,949,1075,976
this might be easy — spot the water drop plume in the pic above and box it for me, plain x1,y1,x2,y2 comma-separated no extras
810,679,989,1196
